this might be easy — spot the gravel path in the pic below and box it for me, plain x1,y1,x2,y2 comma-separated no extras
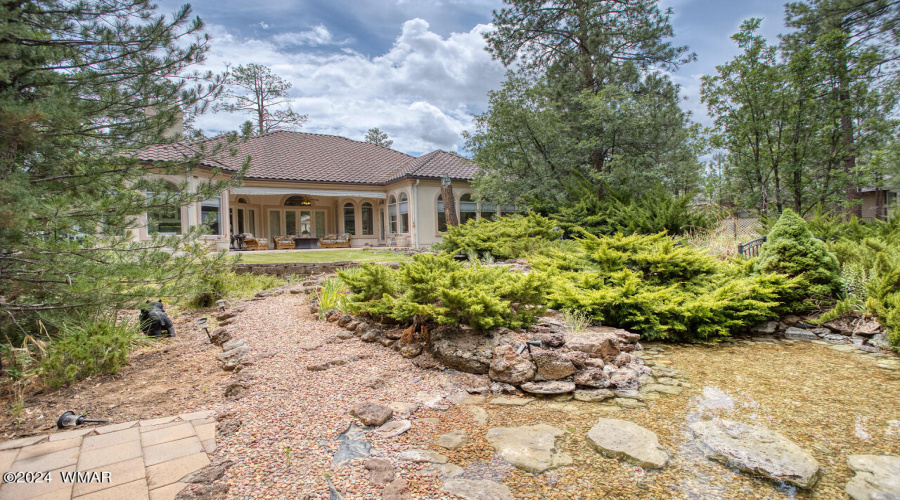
215,293,480,499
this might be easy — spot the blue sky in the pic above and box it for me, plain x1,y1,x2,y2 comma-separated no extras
164,0,790,155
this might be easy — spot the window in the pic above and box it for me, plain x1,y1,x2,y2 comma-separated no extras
147,182,182,235
361,202,374,236
500,203,517,216
398,193,409,233
284,195,311,206
343,203,356,235
480,200,497,220
388,196,398,234
437,195,448,232
237,197,248,204
459,193,477,224
200,196,221,235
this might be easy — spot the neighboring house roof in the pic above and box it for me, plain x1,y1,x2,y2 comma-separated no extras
135,131,476,185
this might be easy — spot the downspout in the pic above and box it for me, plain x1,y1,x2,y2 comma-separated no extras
413,179,420,248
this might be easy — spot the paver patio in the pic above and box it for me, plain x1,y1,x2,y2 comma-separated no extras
0,410,216,500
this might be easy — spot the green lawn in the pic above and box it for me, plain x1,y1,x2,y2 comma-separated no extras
236,249,414,264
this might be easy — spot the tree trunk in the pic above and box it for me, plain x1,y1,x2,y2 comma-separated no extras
441,176,459,227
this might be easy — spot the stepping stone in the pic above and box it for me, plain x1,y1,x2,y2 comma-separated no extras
398,449,449,464
643,384,683,395
845,455,900,500
434,430,468,450
443,478,513,500
486,424,572,473
690,418,819,489
587,418,668,469
373,420,411,439
388,402,419,419
574,389,615,402
520,381,575,395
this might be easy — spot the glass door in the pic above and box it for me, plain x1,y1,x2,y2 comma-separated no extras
285,211,297,236
269,211,281,242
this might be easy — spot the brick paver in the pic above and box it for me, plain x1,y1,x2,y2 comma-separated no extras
0,410,216,500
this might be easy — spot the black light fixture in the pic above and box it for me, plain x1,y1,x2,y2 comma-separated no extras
196,317,211,341
56,411,109,429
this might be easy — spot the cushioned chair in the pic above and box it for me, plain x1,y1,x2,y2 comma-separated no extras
320,233,351,248
274,235,295,250
242,233,268,251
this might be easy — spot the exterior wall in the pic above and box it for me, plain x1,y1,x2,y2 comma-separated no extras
140,171,230,250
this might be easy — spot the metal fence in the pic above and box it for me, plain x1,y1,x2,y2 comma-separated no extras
715,217,762,239
737,236,767,258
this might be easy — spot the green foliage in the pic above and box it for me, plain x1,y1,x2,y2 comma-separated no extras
756,209,841,301
39,315,146,388
434,213,562,260
315,277,351,320
865,244,900,350
532,233,798,342
186,263,287,309
340,254,548,331
548,181,717,238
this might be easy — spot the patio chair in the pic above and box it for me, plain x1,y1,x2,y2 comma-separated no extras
320,233,351,248
242,233,268,251
274,235,295,250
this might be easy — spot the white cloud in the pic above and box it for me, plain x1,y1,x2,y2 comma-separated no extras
194,19,506,154
272,25,352,47
258,21,269,30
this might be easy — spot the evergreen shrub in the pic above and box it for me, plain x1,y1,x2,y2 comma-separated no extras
756,209,840,301
339,254,548,331
434,212,561,260
531,232,798,342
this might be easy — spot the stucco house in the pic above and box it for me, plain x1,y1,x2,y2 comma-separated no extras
135,131,509,249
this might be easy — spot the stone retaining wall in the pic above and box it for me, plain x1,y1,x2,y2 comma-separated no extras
234,261,361,277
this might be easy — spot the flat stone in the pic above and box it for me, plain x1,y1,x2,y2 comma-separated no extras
415,391,450,410
587,418,668,469
146,451,210,489
364,458,395,485
16,437,82,460
656,377,681,386
828,343,859,353
822,333,850,344
434,430,468,450
140,416,179,428
574,389,616,402
332,438,371,469
373,420,411,439
520,381,576,395
425,462,464,478
143,436,204,467
467,406,489,426
488,397,532,406
141,422,197,448
73,456,146,497
350,402,393,427
485,424,573,473
76,438,143,470
388,402,419,419
0,435,48,451
442,478,513,500
644,384,683,395
398,449,449,464
690,418,820,489
845,454,900,500
614,397,645,408
784,327,819,341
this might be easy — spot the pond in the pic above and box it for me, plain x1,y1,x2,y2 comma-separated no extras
431,339,900,499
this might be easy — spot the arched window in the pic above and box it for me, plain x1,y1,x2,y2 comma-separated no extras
284,195,311,206
398,193,409,233
237,197,248,204
480,200,497,220
388,196,398,234
147,181,182,235
200,196,221,235
459,193,477,224
343,202,356,235
361,202,374,236
437,195,447,232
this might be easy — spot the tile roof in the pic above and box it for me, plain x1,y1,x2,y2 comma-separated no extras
134,131,476,184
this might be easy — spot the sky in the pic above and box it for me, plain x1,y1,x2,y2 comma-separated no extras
160,0,792,156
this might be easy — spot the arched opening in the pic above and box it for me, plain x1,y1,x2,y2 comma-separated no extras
437,195,448,232
388,195,398,234
343,202,356,235
459,193,477,224
361,202,374,236
284,195,311,206
398,193,409,233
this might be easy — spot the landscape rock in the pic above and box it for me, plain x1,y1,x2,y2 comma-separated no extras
690,418,820,489
822,333,850,344
379,337,395,348
374,420,412,438
870,334,891,350
431,326,507,374
608,367,640,390
854,318,882,335
520,381,576,395
467,406,489,426
566,327,625,362
398,449,449,464
184,460,233,484
750,321,778,335
350,402,394,427
434,430,468,450
442,479,513,500
399,342,422,358
382,478,411,500
363,458,395,485
574,367,609,388
209,328,231,346
415,391,450,410
531,349,575,380
574,389,616,402
388,402,419,419
845,455,900,500
485,424,573,473
490,382,517,395
217,345,250,366
489,397,532,406
360,329,381,342
425,463,464,478
537,332,566,348
337,315,352,327
221,338,246,351
307,363,330,372
614,352,633,367
587,418,668,469
488,344,536,385
784,327,819,340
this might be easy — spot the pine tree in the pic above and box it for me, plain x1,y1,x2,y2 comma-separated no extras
364,128,393,148
218,63,308,136
0,0,247,343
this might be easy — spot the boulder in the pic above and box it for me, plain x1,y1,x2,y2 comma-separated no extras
430,326,509,374
209,328,231,346
388,402,419,419
784,327,818,340
488,345,536,385
565,327,624,362
870,333,892,350
845,455,900,500
442,479,513,500
485,424,573,473
823,316,855,335
608,367,640,390
574,367,609,388
537,332,566,348
750,321,779,335
350,402,393,427
399,342,423,358
490,382,517,395
574,389,616,402
434,430,468,450
854,318,882,336
614,352,633,367
531,349,575,380
337,315,352,327
587,418,668,469
520,381,576,395
690,419,819,489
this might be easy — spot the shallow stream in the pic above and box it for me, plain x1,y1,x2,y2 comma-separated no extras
437,339,900,499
